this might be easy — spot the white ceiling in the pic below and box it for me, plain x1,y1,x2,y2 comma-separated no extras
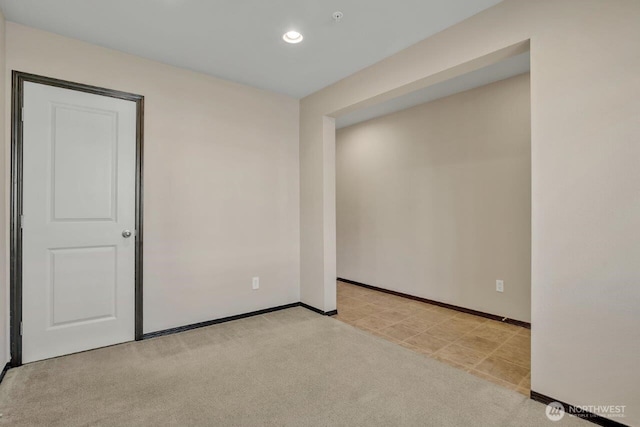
0,0,503,98
336,52,530,129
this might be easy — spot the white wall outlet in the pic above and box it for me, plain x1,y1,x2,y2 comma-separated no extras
252,277,260,290
496,280,504,293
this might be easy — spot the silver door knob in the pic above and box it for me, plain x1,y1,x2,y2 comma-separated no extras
122,230,132,238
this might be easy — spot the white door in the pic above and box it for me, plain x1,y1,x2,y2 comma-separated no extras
22,81,137,363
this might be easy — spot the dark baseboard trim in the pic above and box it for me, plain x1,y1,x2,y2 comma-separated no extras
300,302,338,316
142,302,336,340
337,278,531,329
530,391,629,427
0,303,333,367
0,363,12,385
142,302,300,339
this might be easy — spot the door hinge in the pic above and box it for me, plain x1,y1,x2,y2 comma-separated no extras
20,322,23,336
21,107,25,122
20,214,24,229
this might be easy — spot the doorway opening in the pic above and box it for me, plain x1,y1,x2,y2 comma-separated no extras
332,49,532,395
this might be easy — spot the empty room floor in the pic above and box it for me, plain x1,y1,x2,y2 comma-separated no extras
334,280,531,395
0,307,584,427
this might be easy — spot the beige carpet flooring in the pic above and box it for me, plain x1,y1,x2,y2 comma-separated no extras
0,307,587,426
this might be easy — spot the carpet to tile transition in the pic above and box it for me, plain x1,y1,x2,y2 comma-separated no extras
0,307,588,426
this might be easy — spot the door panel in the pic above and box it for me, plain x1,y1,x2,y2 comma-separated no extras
51,104,118,221
49,246,117,327
22,81,137,363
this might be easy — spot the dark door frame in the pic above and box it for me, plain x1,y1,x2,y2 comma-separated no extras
10,71,145,366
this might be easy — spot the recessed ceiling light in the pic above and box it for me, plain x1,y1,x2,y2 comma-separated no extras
283,30,303,44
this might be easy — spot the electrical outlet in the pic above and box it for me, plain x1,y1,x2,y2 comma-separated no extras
252,277,260,290
496,280,504,293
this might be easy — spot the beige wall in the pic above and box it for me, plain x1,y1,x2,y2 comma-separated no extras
336,74,531,322
301,0,640,423
0,10,5,366
3,23,300,336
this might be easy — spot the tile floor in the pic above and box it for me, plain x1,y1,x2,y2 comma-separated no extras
334,280,531,395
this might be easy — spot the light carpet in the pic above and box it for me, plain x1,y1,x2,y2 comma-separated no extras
0,307,588,426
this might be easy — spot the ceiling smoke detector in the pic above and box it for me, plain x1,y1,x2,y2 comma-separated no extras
332,11,344,23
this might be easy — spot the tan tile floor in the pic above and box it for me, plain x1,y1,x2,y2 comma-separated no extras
335,280,531,395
